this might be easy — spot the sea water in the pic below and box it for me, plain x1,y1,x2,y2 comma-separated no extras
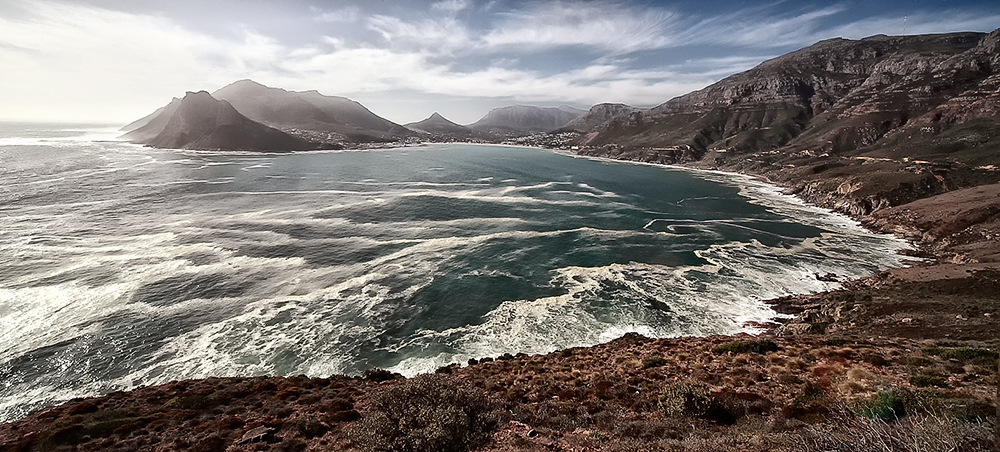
0,123,910,422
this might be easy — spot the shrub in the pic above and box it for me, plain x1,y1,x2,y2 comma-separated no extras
363,368,402,382
712,340,779,355
351,374,501,452
909,375,947,388
642,355,667,369
923,347,998,367
859,352,888,367
855,390,906,421
658,381,711,417
897,356,934,366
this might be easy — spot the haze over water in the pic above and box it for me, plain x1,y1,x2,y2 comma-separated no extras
0,124,910,422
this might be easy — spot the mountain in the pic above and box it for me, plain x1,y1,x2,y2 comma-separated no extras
212,80,412,143
123,91,315,151
469,105,586,136
579,29,1000,216
404,112,475,138
558,103,641,133
120,97,181,137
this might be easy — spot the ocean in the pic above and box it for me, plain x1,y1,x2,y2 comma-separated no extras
0,123,910,422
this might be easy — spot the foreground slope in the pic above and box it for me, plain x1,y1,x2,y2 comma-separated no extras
1,333,994,451
124,91,315,152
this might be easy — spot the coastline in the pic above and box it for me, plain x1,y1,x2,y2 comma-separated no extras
0,142,996,451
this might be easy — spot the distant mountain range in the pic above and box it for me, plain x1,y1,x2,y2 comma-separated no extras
124,83,596,150
467,105,586,137
122,27,999,202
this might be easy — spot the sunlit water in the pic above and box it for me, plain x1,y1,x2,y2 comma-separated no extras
0,123,910,422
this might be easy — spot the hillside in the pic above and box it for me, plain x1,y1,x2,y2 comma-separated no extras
579,30,1000,218
123,91,315,152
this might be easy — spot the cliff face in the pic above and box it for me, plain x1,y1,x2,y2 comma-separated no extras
470,105,586,136
579,30,1000,218
126,91,315,152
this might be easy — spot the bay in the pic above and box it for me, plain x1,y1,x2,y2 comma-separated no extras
0,124,909,422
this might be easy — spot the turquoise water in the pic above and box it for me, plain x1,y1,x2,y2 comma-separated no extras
0,124,909,422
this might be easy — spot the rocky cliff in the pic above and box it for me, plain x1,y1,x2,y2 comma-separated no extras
578,29,1000,219
124,91,316,152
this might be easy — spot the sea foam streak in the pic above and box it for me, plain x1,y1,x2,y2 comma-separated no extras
0,130,910,422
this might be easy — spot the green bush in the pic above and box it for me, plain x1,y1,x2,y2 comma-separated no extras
711,340,779,355
351,374,501,452
855,390,906,421
658,381,711,417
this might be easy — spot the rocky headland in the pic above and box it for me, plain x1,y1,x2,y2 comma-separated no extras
5,31,998,451
122,91,317,152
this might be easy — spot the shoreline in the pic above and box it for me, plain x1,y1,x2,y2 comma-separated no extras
1,142,996,452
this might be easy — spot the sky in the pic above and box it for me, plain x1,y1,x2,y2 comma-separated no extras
1,0,998,125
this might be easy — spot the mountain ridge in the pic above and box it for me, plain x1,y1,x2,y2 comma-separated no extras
576,29,1000,220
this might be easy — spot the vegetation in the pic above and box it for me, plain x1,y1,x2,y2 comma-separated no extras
711,339,780,354
350,375,501,452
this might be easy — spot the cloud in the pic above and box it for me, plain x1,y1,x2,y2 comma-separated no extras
0,1,235,121
313,6,360,23
431,0,470,13
483,2,679,54
2,0,998,124
679,4,1000,49
824,11,1000,40
680,5,847,48
366,14,471,53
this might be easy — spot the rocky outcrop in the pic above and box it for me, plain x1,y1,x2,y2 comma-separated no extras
469,105,586,136
124,91,316,152
212,80,413,144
